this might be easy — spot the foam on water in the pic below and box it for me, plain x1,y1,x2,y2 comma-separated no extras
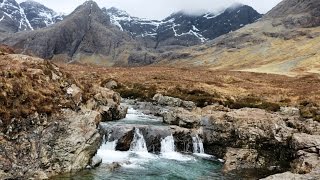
192,134,205,154
160,135,195,161
130,128,148,152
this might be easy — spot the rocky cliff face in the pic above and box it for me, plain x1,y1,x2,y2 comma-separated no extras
0,53,127,179
0,0,33,32
20,0,64,29
0,0,63,33
265,0,320,28
105,5,262,48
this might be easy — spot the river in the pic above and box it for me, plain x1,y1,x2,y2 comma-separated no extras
52,106,232,180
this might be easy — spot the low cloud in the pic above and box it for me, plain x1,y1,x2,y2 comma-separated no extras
17,0,282,20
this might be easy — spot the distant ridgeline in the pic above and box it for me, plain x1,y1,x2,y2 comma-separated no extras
0,0,262,66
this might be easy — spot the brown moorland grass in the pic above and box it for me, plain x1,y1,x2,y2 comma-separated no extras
59,63,320,113
0,54,98,133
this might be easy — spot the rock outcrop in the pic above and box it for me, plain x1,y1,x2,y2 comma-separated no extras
163,108,201,129
0,53,125,179
153,93,196,110
151,100,320,178
265,0,320,28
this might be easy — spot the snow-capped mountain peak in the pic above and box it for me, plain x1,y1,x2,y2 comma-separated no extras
20,0,64,29
0,0,64,32
0,0,33,32
105,4,262,47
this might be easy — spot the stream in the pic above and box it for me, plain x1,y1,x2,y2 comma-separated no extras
53,106,230,180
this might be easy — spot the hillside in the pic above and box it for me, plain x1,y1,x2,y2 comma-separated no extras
156,0,320,76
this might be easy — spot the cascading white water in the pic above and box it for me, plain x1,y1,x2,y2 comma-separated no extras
192,134,205,154
130,128,148,152
160,134,193,161
160,135,175,153
102,133,118,150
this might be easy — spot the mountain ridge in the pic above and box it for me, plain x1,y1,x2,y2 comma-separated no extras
156,0,320,76
105,5,262,48
0,0,262,66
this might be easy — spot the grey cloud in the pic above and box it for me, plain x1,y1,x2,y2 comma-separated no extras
17,0,283,20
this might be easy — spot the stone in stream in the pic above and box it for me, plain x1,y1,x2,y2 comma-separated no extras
153,93,196,110
90,155,103,168
115,129,134,151
107,162,121,171
163,108,201,129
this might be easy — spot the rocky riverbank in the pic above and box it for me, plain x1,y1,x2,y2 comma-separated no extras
126,94,320,179
0,54,127,179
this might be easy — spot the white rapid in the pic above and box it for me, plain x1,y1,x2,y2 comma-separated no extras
97,134,129,164
130,128,148,152
160,135,194,161
192,134,205,154
160,135,175,153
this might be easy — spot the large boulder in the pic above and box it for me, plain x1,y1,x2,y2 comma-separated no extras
153,93,196,110
0,109,102,179
223,148,265,173
163,108,201,128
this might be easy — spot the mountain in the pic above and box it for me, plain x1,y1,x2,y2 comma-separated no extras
157,0,320,76
20,0,64,29
265,0,320,28
0,1,262,66
105,5,262,48
0,1,139,65
0,0,63,33
0,0,33,32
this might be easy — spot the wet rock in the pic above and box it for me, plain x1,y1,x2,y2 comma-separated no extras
99,104,128,121
116,129,134,151
90,155,103,168
107,162,121,171
223,148,265,173
171,126,193,153
163,108,201,128
118,105,128,119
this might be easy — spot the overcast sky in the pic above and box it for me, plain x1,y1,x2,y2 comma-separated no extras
18,0,282,20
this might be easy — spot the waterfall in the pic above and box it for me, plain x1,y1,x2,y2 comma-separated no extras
130,128,148,152
101,133,117,151
160,135,175,153
192,134,204,154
